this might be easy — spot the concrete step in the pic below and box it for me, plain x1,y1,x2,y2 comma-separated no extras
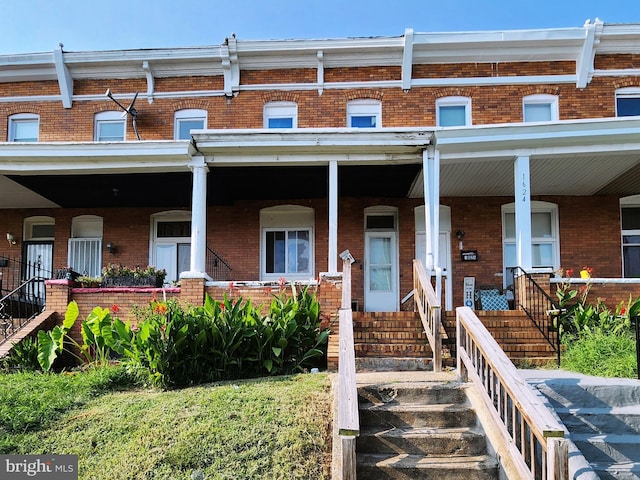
589,461,640,480
572,433,640,463
358,425,488,456
535,381,640,409
359,402,478,429
358,380,467,405
354,343,432,357
356,452,499,480
356,357,433,372
557,407,640,435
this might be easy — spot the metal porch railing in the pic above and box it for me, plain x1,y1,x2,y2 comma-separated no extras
206,246,232,281
0,277,46,345
511,266,562,365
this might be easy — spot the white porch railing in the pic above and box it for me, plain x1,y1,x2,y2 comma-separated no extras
413,259,442,372
337,251,359,480
457,306,568,480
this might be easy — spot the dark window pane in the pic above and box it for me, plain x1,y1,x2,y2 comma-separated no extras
624,246,640,277
32,224,55,238
366,215,395,229
623,235,640,244
266,231,286,273
622,208,640,230
157,221,191,238
617,97,640,117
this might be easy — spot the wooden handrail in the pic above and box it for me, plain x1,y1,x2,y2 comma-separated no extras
456,306,568,480
413,259,442,372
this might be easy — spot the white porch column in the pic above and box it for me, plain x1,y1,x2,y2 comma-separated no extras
514,155,532,270
328,160,338,273
422,147,440,273
189,155,209,275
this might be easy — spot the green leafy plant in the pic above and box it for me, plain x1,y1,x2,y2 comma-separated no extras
75,275,102,287
0,337,40,372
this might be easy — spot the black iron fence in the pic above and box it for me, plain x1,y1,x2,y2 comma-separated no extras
0,255,52,345
510,266,562,365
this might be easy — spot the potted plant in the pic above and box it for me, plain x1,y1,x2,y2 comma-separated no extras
101,264,166,287
75,275,102,288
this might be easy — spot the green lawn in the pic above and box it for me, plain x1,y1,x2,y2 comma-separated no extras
0,367,332,479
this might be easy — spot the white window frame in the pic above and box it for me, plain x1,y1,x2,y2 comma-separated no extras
23,216,55,241
68,215,103,277
263,101,297,128
436,96,472,127
174,109,207,140
260,205,314,281
615,87,640,117
150,210,192,284
8,113,39,142
620,195,640,278
523,94,559,122
94,111,126,141
502,201,559,287
346,99,381,128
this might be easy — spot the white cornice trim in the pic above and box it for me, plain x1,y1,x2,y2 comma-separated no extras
411,75,577,87
593,68,640,77
142,61,155,104
401,28,414,91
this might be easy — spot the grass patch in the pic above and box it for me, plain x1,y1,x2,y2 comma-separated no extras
0,368,332,479
561,330,638,378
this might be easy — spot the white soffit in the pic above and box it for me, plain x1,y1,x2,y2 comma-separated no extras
0,175,59,208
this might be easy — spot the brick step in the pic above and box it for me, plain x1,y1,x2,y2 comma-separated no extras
356,452,499,479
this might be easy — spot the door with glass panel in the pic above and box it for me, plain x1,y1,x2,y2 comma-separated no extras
364,232,398,312
152,215,191,285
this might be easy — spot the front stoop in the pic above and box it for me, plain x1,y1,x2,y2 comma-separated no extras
527,373,640,480
356,377,499,479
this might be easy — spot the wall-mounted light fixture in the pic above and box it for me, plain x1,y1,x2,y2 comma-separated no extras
6,233,16,246
455,229,465,251
106,242,117,254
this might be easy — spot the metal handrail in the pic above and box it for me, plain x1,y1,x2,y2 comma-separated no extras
413,259,442,372
511,266,562,364
457,306,568,480
206,246,232,281
0,277,44,345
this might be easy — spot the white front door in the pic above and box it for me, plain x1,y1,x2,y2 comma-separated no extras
364,232,398,312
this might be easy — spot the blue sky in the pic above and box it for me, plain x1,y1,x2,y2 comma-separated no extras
1,0,639,55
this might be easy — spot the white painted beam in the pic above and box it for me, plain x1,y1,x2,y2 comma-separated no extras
317,50,324,95
401,28,414,92
328,160,338,272
54,47,73,108
514,155,532,270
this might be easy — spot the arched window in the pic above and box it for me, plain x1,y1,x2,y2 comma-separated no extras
436,96,471,127
264,102,297,128
69,215,103,277
94,111,125,141
523,94,559,122
174,109,207,139
616,87,640,117
347,99,381,128
260,205,314,280
8,113,39,142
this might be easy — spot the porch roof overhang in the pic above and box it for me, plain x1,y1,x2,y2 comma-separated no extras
191,128,432,165
422,117,640,197
0,140,195,174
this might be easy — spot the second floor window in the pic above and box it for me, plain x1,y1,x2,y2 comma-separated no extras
175,109,207,139
95,111,125,141
347,99,381,128
9,114,39,142
616,88,640,117
436,96,471,127
523,94,558,122
264,102,297,128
